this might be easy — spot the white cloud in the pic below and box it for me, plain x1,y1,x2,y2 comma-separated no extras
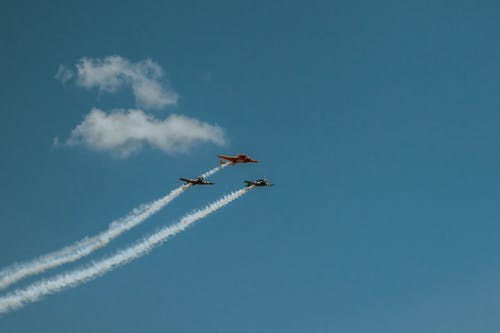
54,65,74,84
61,56,178,109
60,108,226,157
54,56,226,157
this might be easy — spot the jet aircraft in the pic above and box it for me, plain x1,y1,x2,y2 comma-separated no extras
218,154,258,165
244,178,273,187
179,176,214,185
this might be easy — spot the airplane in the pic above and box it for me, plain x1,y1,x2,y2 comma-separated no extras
244,178,273,187
218,154,259,165
179,176,214,185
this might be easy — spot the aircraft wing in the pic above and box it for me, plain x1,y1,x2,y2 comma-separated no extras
217,155,236,161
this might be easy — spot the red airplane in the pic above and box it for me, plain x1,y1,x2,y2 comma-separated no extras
218,154,259,165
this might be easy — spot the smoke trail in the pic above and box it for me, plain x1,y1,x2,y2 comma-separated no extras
0,186,253,314
0,164,227,290
200,162,228,178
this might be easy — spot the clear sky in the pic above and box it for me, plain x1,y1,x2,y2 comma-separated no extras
1,0,500,331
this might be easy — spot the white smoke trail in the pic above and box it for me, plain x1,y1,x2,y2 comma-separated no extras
0,186,252,314
0,164,227,290
201,162,229,178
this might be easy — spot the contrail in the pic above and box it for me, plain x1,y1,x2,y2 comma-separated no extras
0,164,227,290
0,186,253,314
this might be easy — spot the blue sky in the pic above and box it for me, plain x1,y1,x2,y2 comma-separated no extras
1,0,500,331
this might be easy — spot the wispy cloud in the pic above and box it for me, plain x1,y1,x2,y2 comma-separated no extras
54,65,74,84
54,56,226,157
57,56,179,109
58,108,226,157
